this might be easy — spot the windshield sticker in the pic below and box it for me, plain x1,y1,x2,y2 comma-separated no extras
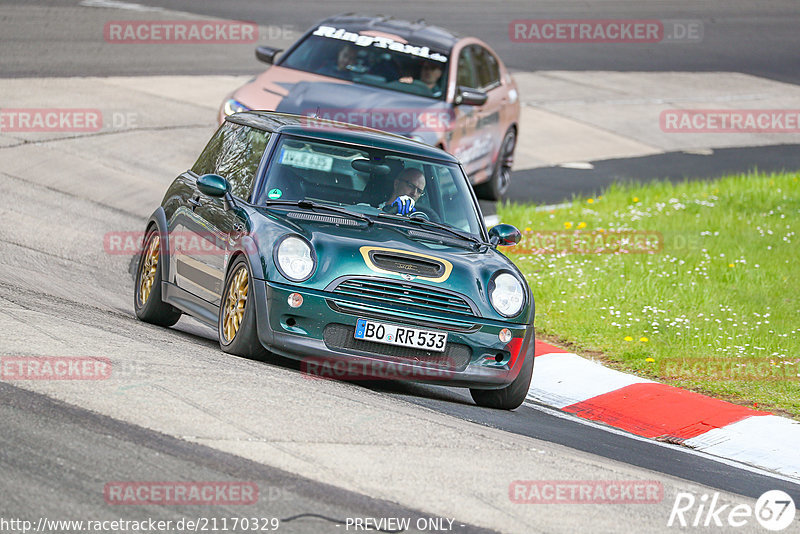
312,25,448,63
267,188,283,199
280,148,334,172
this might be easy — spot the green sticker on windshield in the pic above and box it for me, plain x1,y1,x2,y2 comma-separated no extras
268,188,282,199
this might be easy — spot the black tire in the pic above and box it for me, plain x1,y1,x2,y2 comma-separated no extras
218,256,267,359
134,227,182,327
470,348,534,410
475,128,516,201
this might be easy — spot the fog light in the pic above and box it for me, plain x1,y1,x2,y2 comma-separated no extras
288,293,303,308
499,328,512,343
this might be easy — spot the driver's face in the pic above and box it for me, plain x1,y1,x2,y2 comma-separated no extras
397,174,426,200
337,46,357,69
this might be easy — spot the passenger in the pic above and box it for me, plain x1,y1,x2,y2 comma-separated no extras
399,60,444,96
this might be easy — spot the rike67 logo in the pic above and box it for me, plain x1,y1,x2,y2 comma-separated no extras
668,490,796,531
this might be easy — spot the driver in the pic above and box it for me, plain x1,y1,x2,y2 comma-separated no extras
380,168,426,215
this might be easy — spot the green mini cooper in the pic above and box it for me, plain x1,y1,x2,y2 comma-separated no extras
134,111,534,409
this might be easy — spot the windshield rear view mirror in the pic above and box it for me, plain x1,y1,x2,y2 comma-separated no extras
351,159,391,175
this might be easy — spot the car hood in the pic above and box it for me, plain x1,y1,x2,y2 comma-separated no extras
233,66,452,137
251,209,531,323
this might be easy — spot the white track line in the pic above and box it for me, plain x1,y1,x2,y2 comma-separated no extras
522,400,800,487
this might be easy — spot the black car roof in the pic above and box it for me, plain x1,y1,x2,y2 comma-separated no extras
227,111,459,163
314,14,459,53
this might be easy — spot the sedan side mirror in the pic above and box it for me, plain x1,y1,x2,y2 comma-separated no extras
255,46,283,65
197,174,230,197
454,86,488,106
488,224,522,247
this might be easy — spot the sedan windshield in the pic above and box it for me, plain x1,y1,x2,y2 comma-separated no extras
257,135,484,239
280,26,450,100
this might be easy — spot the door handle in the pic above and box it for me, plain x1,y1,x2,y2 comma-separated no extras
188,196,202,210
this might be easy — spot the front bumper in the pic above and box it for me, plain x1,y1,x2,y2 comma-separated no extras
253,280,534,389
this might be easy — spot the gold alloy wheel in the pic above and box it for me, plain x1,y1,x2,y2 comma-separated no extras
138,234,160,306
222,265,249,343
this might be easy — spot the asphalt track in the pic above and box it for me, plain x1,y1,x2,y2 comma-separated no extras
2,1,800,533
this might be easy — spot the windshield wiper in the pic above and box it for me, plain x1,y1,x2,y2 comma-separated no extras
265,199,373,225
377,212,486,249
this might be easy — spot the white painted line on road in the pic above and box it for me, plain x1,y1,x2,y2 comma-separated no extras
523,400,800,486
484,215,500,227
79,0,163,11
558,162,595,170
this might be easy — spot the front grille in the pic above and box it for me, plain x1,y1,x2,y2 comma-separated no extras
331,277,476,317
323,323,471,371
369,251,444,278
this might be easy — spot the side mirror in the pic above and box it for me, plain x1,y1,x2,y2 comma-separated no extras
197,174,230,198
454,86,488,106
488,224,522,247
255,46,283,65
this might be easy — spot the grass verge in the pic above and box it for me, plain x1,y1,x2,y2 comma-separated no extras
499,171,800,418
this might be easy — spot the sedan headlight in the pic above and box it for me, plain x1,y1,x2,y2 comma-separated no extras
223,98,250,116
489,272,525,317
274,235,316,282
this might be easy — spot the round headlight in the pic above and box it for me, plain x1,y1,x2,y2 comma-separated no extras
275,236,315,282
489,272,525,317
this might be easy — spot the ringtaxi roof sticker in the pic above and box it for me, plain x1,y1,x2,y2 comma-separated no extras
311,25,448,63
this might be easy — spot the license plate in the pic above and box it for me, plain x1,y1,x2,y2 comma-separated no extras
354,318,447,352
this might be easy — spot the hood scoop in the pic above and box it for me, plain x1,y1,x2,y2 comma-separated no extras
369,250,444,278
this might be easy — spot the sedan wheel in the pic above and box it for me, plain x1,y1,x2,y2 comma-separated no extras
476,129,516,201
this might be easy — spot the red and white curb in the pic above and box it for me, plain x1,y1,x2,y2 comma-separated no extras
525,341,800,480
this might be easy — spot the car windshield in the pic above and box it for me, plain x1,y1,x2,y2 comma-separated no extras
257,135,484,238
280,26,450,100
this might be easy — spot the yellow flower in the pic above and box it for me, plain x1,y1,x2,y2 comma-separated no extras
564,222,573,229
577,222,587,229
645,357,655,363
624,336,633,342
728,263,735,268
640,337,649,342
587,198,594,204
525,227,531,232
598,228,605,233
633,197,640,203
